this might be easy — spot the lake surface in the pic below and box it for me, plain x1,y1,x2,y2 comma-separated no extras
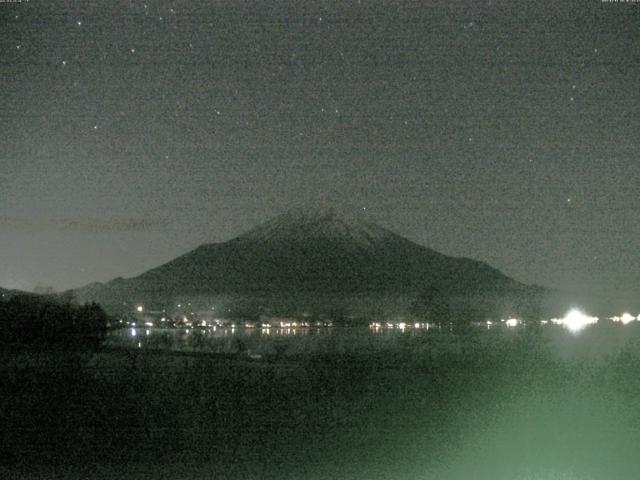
106,321,640,362
6,321,640,480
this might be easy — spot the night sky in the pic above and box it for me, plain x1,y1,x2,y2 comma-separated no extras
1,0,639,310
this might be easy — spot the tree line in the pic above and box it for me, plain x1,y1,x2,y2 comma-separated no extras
0,293,108,349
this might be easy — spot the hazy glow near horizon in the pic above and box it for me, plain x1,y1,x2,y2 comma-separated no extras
558,309,599,332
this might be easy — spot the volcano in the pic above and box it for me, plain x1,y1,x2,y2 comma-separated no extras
75,209,546,317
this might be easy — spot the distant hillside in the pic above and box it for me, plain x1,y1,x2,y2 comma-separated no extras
0,287,28,300
75,209,558,319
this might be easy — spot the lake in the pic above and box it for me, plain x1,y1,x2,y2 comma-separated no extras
105,320,640,362
5,321,640,479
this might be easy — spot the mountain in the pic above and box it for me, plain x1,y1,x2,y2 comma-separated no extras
75,209,551,318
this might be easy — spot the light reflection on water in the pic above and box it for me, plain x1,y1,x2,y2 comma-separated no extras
106,323,433,355
105,321,640,361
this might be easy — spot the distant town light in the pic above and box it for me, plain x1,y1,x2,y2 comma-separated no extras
505,318,520,328
136,305,143,313
619,313,635,325
561,309,598,332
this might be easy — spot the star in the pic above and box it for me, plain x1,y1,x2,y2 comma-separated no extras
62,60,67,66
130,48,136,54
77,20,82,26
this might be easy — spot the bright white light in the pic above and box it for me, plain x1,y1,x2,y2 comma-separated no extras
136,305,143,312
561,309,598,332
130,328,136,337
505,318,520,328
620,313,635,325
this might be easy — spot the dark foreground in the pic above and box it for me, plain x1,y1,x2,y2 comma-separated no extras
3,327,640,479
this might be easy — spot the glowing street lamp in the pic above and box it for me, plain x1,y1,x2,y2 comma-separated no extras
619,313,635,325
561,309,598,333
505,318,520,328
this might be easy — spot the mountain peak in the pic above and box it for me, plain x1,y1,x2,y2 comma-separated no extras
237,208,397,249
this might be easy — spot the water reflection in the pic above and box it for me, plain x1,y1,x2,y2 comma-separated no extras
369,321,429,333
110,321,433,355
107,316,640,362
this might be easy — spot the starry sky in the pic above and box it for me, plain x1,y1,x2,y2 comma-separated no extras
1,0,639,310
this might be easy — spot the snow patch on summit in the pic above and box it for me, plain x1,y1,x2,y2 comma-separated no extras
239,209,397,249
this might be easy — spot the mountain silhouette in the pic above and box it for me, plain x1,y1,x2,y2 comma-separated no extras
75,209,547,317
